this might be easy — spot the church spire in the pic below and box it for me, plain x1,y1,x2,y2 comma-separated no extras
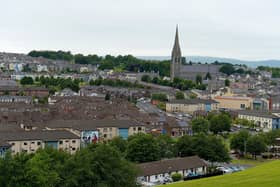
172,25,181,57
170,25,182,81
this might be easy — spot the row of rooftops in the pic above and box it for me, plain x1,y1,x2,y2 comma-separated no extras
167,98,218,105
0,130,79,142
237,110,280,119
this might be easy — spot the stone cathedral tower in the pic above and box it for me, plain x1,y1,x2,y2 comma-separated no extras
170,26,182,81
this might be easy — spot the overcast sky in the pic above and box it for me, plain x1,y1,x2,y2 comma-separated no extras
0,0,279,60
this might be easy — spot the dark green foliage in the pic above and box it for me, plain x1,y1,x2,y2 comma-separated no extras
29,50,73,61
20,76,34,85
156,135,176,159
196,74,202,85
209,114,231,134
246,136,267,159
176,135,230,163
105,93,111,100
38,76,81,92
225,79,230,87
171,173,182,182
191,117,209,134
219,64,235,75
230,130,250,154
126,133,161,163
151,93,168,102
89,77,145,89
0,145,138,187
175,91,185,100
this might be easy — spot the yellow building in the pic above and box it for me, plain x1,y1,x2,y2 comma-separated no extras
166,99,219,114
214,96,253,110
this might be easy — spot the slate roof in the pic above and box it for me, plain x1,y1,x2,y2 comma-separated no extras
0,130,79,141
138,156,207,176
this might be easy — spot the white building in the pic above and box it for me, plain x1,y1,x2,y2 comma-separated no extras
137,156,207,183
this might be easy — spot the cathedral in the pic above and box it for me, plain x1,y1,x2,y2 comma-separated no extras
170,26,221,81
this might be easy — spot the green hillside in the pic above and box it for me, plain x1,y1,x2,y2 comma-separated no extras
160,160,280,187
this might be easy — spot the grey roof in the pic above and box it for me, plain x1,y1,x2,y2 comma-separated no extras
41,120,143,131
0,140,10,147
0,130,79,141
238,110,278,118
180,64,221,74
168,98,218,105
138,156,207,176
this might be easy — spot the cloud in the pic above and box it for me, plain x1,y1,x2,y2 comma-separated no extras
0,0,279,60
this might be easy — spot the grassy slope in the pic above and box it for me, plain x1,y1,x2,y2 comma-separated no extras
160,160,280,187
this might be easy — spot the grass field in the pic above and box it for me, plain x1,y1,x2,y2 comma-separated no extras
160,160,280,187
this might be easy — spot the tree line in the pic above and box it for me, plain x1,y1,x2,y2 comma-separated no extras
0,144,137,187
89,77,146,89
141,75,207,90
20,76,82,93
28,51,170,77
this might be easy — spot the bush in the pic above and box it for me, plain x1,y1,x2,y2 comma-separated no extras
171,173,182,182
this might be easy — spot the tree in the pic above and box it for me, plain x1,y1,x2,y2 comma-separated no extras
156,135,175,159
175,91,185,100
247,136,266,159
151,93,168,102
230,130,250,155
20,76,34,85
176,135,194,157
209,114,231,134
65,144,137,187
205,72,212,80
191,117,209,134
109,137,128,155
105,93,111,100
219,64,235,75
195,74,202,85
126,134,160,163
225,79,230,87
141,75,151,82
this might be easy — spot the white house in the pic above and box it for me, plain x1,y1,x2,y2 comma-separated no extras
137,156,207,183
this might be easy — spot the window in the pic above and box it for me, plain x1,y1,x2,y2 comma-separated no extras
72,147,76,151
104,134,107,138
11,142,15,146
240,104,246,109
37,142,41,146
59,141,63,144
109,127,112,131
155,175,158,179
138,127,142,131
133,127,136,131
31,142,35,144
23,142,27,145
72,140,76,143
65,140,69,143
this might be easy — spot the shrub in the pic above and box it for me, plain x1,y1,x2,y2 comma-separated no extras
171,173,182,182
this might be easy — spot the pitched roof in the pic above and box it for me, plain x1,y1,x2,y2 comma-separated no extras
40,120,144,131
0,140,10,147
168,98,218,105
0,130,79,141
138,156,207,176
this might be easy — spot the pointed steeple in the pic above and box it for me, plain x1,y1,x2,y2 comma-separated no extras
172,25,181,57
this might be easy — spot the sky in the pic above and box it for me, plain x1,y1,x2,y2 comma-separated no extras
0,0,280,60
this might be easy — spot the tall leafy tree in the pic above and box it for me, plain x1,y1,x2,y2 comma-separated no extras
191,117,209,134
126,133,160,163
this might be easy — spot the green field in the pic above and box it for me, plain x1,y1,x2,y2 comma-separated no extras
160,160,280,187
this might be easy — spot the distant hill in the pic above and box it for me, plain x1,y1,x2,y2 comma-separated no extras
160,160,280,187
138,56,280,68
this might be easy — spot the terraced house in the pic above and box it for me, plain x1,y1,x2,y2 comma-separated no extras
0,130,80,155
166,99,219,114
238,110,280,132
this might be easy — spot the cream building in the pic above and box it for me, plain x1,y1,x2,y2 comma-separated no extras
214,96,253,110
238,110,280,132
0,130,80,155
166,99,219,114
